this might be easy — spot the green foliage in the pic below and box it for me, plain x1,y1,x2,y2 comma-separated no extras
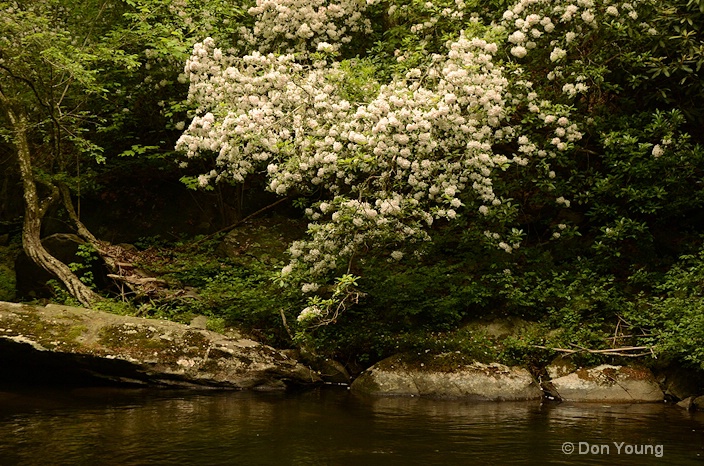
0,0,140,178
644,0,704,121
0,240,19,302
68,244,99,288
303,314,502,367
128,235,305,346
92,299,136,316
46,280,82,307
0,265,15,302
3,0,703,373
624,245,704,369
360,257,492,330
117,145,161,158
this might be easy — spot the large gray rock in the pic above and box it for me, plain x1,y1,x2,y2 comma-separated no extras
653,366,704,401
677,396,697,411
0,301,319,389
550,365,663,402
351,353,542,400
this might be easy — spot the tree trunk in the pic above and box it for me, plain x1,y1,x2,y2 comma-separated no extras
58,183,99,244
2,97,101,307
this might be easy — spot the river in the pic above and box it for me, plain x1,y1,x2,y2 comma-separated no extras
0,386,702,465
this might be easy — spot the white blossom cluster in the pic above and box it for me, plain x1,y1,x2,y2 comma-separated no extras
386,0,471,41
502,0,654,99
176,30,581,293
244,0,375,53
499,0,658,212
297,305,323,322
174,0,610,322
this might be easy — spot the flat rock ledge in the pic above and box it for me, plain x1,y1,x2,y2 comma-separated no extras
0,301,320,389
350,354,542,400
548,364,663,402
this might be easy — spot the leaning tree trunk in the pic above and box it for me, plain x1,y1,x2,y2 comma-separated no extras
2,97,101,307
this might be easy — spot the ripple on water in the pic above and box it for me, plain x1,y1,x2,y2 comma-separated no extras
0,387,701,465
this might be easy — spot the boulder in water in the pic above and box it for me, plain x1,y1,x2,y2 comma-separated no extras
549,364,663,402
350,353,542,400
0,301,320,389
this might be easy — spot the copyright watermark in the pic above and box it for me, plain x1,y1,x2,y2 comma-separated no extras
561,442,663,458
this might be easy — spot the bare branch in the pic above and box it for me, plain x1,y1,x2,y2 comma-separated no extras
533,345,654,358
194,196,291,244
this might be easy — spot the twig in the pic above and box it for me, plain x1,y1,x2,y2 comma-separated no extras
533,345,653,358
280,309,294,340
194,196,291,245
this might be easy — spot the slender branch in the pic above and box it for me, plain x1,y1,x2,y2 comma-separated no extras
58,183,97,243
194,196,291,244
280,309,294,340
533,345,654,358
54,0,107,111
0,63,53,112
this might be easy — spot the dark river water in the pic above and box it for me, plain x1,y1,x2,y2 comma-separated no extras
0,386,702,465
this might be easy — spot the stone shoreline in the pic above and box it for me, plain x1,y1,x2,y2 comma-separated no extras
0,301,319,389
1,301,702,408
350,353,665,403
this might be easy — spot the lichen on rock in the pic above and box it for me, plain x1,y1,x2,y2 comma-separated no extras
549,364,663,402
351,353,542,400
0,301,320,389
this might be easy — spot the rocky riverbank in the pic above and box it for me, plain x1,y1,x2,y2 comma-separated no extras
2,301,704,407
0,301,319,389
349,353,665,403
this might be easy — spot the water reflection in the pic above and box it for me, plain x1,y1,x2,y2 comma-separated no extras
0,387,702,465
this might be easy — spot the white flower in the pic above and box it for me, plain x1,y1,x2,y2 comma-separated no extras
508,31,526,44
510,46,527,58
498,242,512,253
550,47,567,62
297,305,322,322
301,283,320,293
316,42,335,53
652,144,664,158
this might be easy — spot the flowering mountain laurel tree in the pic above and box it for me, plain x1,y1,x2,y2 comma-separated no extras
176,0,655,325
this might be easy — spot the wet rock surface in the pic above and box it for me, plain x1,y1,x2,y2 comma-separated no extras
548,364,663,402
350,353,542,400
0,301,319,389
653,365,704,401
